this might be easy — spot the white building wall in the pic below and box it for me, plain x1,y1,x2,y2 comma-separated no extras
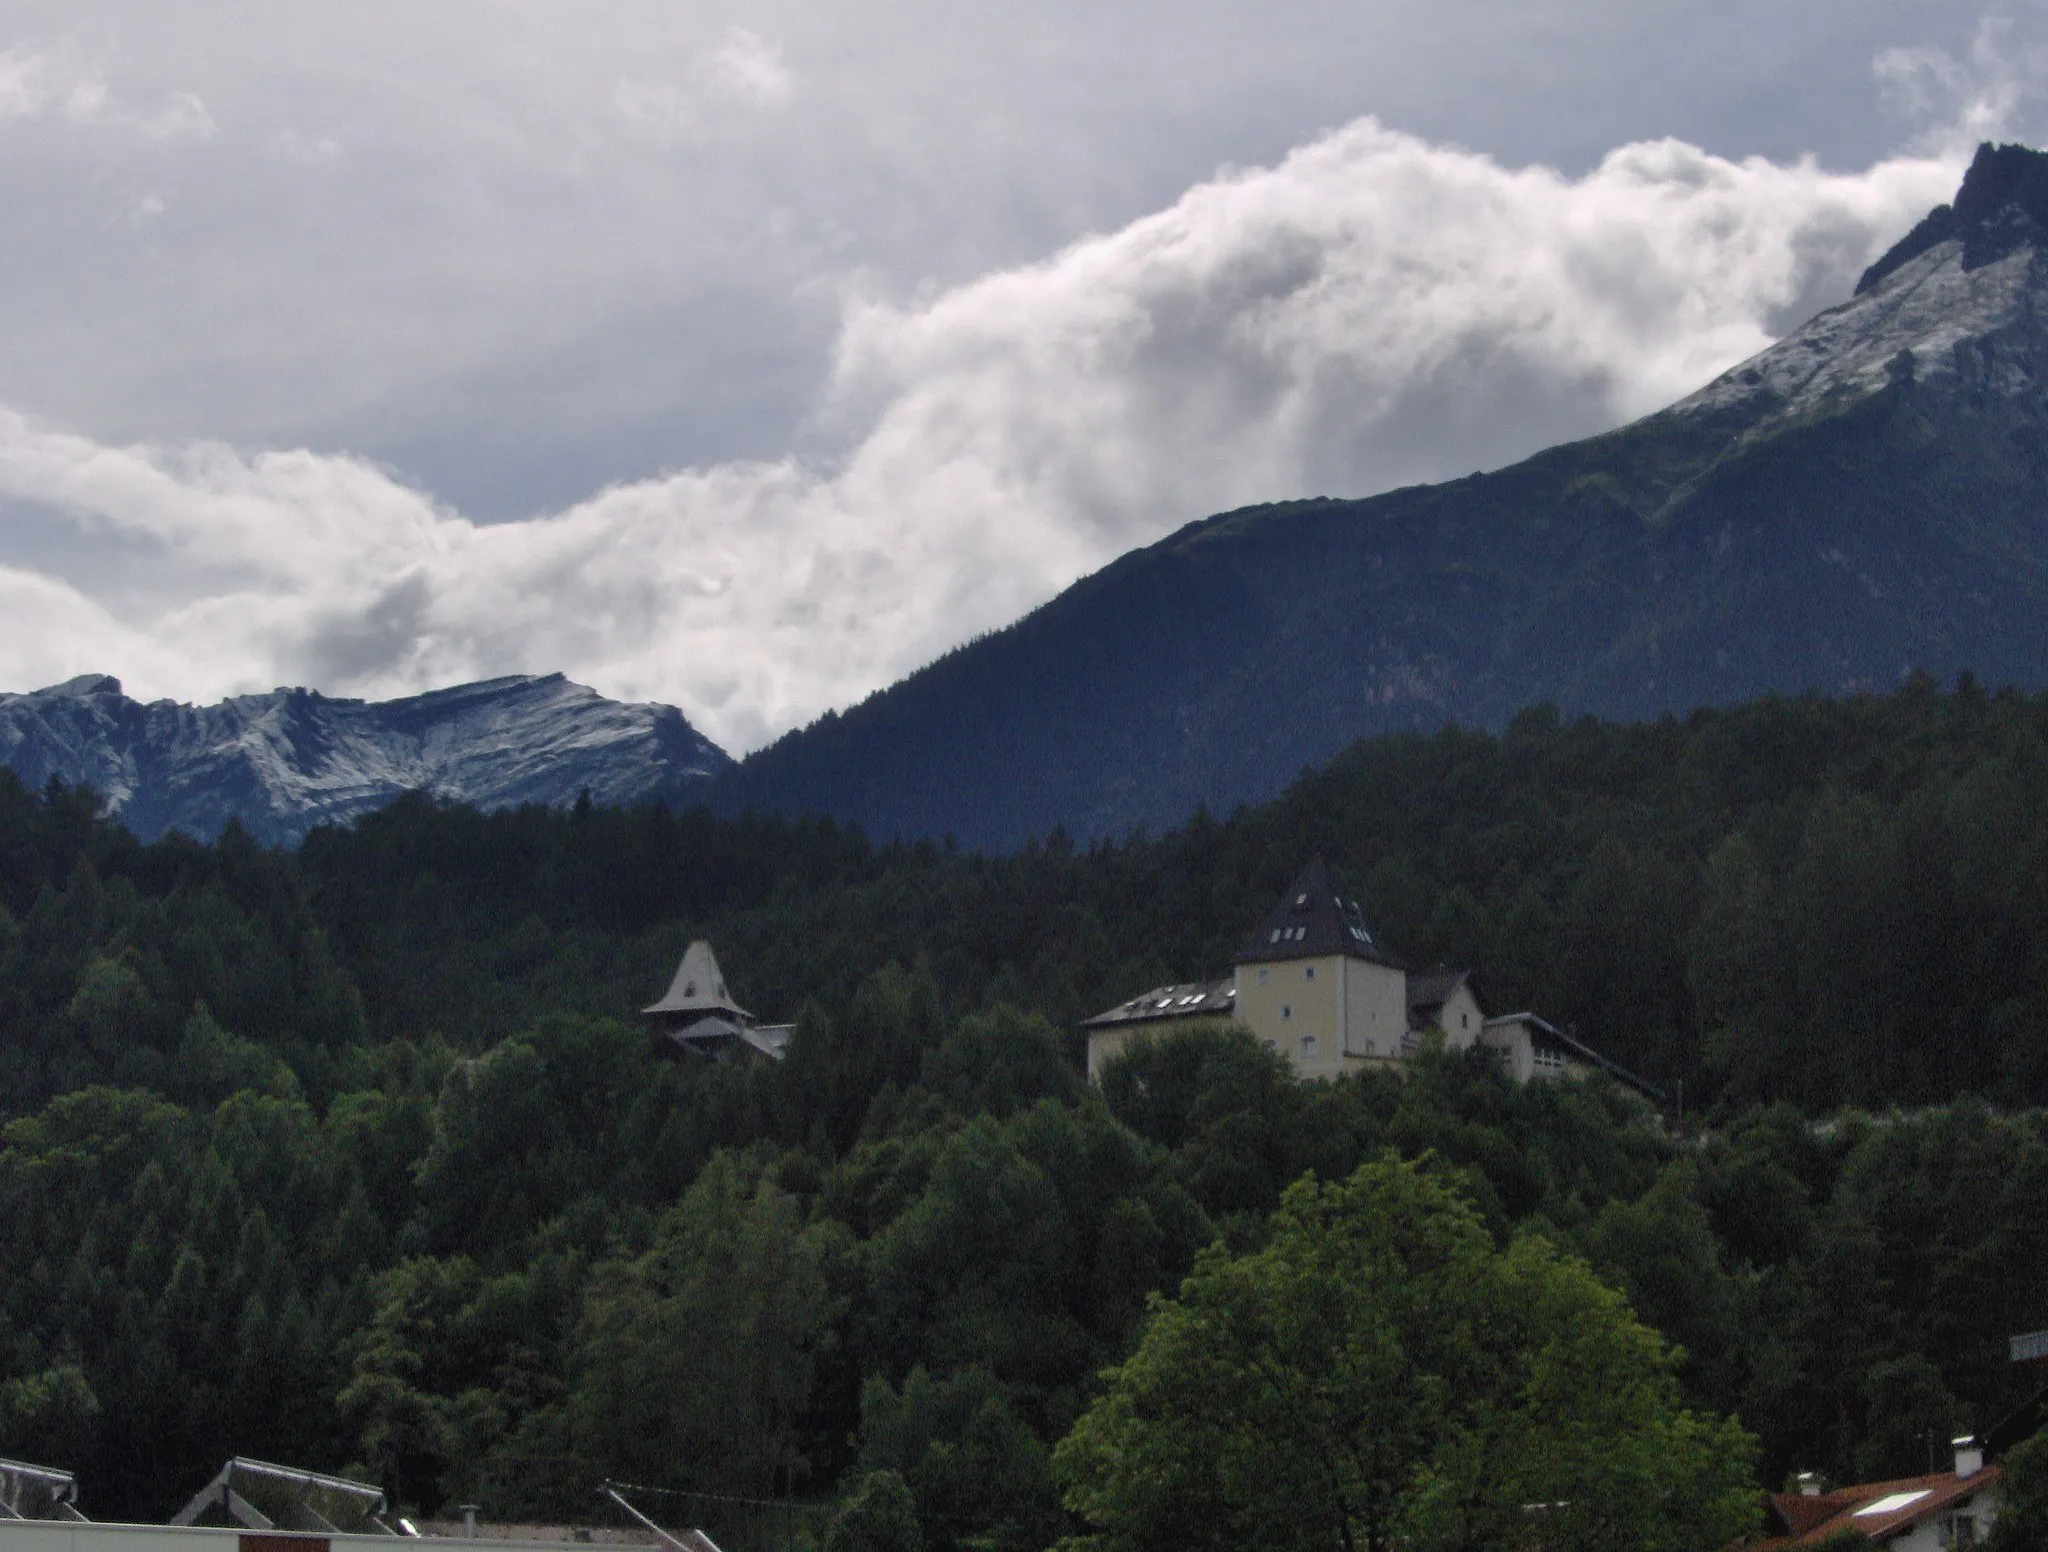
1436,984,1485,1051
1339,958,1407,1062
1480,1019,1533,1082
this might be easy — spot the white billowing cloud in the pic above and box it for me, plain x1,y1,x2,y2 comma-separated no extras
701,28,797,109
0,40,213,140
269,128,343,166
614,26,796,145
0,118,1966,751
1877,17,2040,154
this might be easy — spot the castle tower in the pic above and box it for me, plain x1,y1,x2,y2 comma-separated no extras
1232,857,1407,1080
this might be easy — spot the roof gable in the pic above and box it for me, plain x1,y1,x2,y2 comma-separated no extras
1233,857,1402,968
643,939,754,1021
1406,967,1474,1019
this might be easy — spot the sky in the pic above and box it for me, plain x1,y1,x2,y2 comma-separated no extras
0,2,2038,752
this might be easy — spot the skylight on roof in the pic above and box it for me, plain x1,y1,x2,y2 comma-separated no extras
1853,1491,1932,1518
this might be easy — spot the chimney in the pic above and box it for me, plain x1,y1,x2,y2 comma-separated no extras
1954,1437,1984,1478
1797,1472,1822,1498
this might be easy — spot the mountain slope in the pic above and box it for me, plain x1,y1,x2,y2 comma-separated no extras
0,673,731,844
714,142,2048,848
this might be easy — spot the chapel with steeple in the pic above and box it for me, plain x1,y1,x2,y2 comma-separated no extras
642,940,793,1061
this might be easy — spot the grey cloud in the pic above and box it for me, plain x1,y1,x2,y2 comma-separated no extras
0,113,1968,752
0,1,2030,748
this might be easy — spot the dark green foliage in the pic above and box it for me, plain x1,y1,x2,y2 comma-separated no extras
1988,1429,2048,1552
825,1471,923,1552
1053,1157,1758,1552
6,683,2048,1537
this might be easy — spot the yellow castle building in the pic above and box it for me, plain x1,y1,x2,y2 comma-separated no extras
1082,857,1660,1100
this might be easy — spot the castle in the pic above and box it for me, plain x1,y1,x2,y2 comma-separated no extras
1081,858,1660,1099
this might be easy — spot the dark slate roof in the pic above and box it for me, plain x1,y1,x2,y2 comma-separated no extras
1082,978,1235,1030
1233,857,1402,968
1406,967,1474,1027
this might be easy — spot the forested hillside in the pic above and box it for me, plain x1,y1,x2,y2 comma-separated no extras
716,146,2048,851
3,679,2048,1540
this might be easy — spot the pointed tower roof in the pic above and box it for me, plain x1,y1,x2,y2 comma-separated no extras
643,940,754,1021
1233,857,1403,969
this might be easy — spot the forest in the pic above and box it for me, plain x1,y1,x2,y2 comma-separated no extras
3,675,2048,1547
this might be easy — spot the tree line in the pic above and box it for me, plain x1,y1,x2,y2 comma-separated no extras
2,677,2048,1544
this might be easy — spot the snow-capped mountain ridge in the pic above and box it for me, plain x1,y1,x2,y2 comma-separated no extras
1673,239,2036,434
0,673,732,844
1671,141,2048,445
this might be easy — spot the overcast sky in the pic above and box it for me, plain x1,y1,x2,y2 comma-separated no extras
0,1,2037,749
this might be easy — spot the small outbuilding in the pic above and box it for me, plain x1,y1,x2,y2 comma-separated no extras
643,940,792,1061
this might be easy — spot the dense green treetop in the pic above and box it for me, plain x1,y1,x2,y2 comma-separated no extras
1054,1156,1757,1552
4,681,2048,1542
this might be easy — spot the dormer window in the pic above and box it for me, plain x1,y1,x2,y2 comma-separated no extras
1294,893,1308,907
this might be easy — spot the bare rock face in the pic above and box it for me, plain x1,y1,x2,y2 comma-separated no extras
0,673,732,844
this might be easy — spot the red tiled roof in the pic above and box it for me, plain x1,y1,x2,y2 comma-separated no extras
1753,1466,2001,1546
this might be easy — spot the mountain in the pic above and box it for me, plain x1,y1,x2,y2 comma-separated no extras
714,141,2048,849
0,673,731,844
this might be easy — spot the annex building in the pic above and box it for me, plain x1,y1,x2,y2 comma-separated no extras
1082,857,1660,1100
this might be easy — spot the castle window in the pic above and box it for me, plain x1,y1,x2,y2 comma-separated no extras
1256,968,1269,985
1299,1035,1317,1059
1282,1004,1292,1020
1305,965,1315,981
1462,1013,1469,1029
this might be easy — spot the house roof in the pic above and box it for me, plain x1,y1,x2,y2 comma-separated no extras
1406,968,1475,1028
1082,979,1235,1030
1233,857,1402,969
643,940,753,1021
1755,1466,2001,1546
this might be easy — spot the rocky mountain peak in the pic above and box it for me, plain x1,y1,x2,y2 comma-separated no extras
0,674,733,844
1857,140,2048,295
